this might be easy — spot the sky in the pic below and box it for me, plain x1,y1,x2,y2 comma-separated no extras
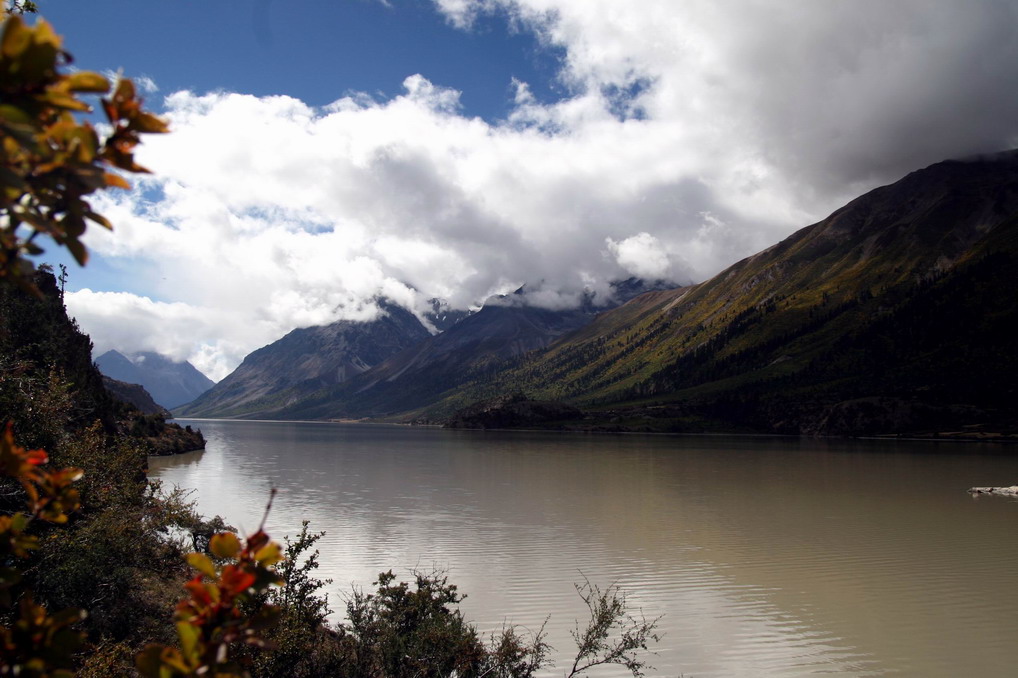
30,0,1018,381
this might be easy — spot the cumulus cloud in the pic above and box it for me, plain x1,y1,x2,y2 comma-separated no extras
65,291,246,381
70,1,1018,379
606,233,670,280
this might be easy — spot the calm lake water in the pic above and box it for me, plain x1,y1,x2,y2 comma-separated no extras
152,420,1018,677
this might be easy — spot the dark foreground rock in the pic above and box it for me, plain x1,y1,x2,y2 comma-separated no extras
145,421,206,456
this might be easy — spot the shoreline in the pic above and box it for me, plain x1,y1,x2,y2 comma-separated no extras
169,416,1017,445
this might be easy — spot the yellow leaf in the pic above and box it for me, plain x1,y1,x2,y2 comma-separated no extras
1,16,29,59
185,552,216,578
210,532,241,560
66,71,110,94
31,19,61,51
254,541,283,567
113,77,136,103
176,621,200,660
131,112,170,134
41,91,90,112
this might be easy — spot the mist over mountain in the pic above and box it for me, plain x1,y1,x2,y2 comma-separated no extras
96,350,215,410
270,300,598,421
177,278,678,420
175,301,431,419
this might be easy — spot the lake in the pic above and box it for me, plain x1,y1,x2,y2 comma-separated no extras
151,420,1018,677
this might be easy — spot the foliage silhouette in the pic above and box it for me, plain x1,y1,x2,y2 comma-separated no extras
0,14,166,295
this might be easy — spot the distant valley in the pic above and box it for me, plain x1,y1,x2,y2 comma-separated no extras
174,152,1018,439
96,350,215,410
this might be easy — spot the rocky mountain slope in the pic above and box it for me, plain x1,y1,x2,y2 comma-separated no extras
269,299,597,420
179,277,678,421
102,376,169,416
176,301,432,418
96,350,215,409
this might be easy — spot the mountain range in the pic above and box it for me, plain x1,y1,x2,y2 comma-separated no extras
96,350,215,410
177,151,1018,437
176,301,431,418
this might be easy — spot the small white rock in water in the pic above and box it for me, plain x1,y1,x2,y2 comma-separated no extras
968,485,1018,496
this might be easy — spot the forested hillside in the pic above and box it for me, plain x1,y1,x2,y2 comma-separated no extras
0,269,205,454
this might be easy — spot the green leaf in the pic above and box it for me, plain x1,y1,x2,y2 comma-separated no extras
0,104,32,125
134,645,168,678
176,620,200,661
0,166,28,192
10,512,30,532
0,566,23,588
50,607,87,625
61,212,86,238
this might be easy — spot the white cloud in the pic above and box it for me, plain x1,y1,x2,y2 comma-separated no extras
72,1,1018,379
606,233,670,280
65,290,244,381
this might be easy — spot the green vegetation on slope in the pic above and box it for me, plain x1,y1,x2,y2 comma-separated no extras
427,154,1018,436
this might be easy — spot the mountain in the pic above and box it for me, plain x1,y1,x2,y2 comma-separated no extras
181,277,676,421
269,298,598,420
102,376,169,416
429,152,1018,436
425,298,472,331
96,350,215,409
175,301,432,418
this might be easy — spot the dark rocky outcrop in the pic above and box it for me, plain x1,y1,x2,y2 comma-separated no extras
444,392,583,430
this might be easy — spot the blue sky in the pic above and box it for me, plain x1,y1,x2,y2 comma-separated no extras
42,1,565,120
27,1,1018,380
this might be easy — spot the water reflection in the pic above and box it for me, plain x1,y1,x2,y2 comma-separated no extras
150,421,1018,677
